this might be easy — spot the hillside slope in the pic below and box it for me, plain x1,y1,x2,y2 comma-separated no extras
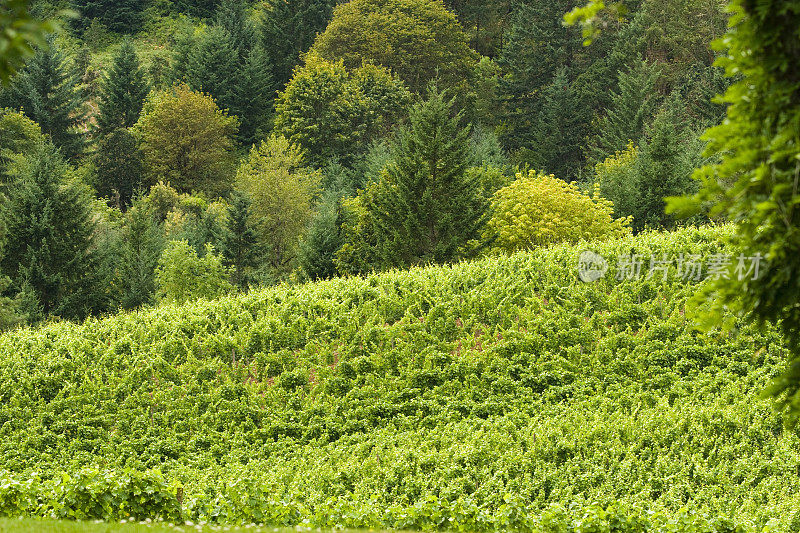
0,226,797,530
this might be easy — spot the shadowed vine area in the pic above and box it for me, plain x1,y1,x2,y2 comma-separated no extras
0,226,797,529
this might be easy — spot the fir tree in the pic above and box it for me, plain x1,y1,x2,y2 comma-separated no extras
368,89,488,267
94,128,144,209
233,45,275,146
299,192,344,280
97,39,150,135
258,0,339,89
528,66,585,179
215,0,256,61
0,39,85,160
589,59,662,164
0,143,104,320
185,26,239,113
113,200,165,310
220,191,259,288
71,0,145,34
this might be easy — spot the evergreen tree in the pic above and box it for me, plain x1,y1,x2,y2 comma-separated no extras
71,0,145,34
299,191,344,280
97,39,150,135
498,0,582,155
0,40,85,160
220,191,259,288
215,0,256,61
185,26,239,113
94,128,144,209
0,143,104,320
234,45,275,146
368,89,488,267
113,200,165,310
258,0,339,89
528,66,586,179
633,102,698,230
175,0,222,18
588,59,662,164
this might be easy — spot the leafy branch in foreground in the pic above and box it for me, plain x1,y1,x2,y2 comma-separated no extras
0,0,72,84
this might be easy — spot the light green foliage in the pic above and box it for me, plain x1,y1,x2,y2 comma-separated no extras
274,56,411,167
0,0,64,84
0,107,43,183
309,0,478,93
487,170,631,252
236,135,321,276
663,0,800,422
134,84,238,197
0,227,796,528
155,240,232,304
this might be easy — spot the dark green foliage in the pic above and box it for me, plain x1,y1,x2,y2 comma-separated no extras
233,45,275,146
0,39,84,160
299,192,343,280
632,106,699,230
93,128,144,209
215,0,256,60
589,59,661,164
174,0,222,18
257,0,339,89
368,89,488,267
185,25,239,113
96,39,149,135
498,0,582,156
71,0,145,34
527,66,585,179
112,200,165,310
0,143,103,321
220,191,260,288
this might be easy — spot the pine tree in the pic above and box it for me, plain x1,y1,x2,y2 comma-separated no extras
368,89,488,267
94,128,144,209
258,0,339,89
220,191,259,288
97,39,150,135
0,39,85,160
185,26,239,113
528,66,586,179
233,45,275,146
589,59,662,164
215,0,256,61
0,143,104,320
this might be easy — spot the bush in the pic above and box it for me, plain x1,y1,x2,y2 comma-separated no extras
155,240,232,304
486,170,630,252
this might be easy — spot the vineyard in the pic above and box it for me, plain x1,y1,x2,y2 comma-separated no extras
0,226,798,531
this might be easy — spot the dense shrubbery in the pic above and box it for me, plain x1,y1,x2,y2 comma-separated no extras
0,226,796,529
487,170,630,252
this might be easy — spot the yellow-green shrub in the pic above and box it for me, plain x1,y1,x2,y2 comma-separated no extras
486,170,630,252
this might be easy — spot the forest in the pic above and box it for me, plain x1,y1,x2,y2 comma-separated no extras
0,0,728,324
1,0,800,530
